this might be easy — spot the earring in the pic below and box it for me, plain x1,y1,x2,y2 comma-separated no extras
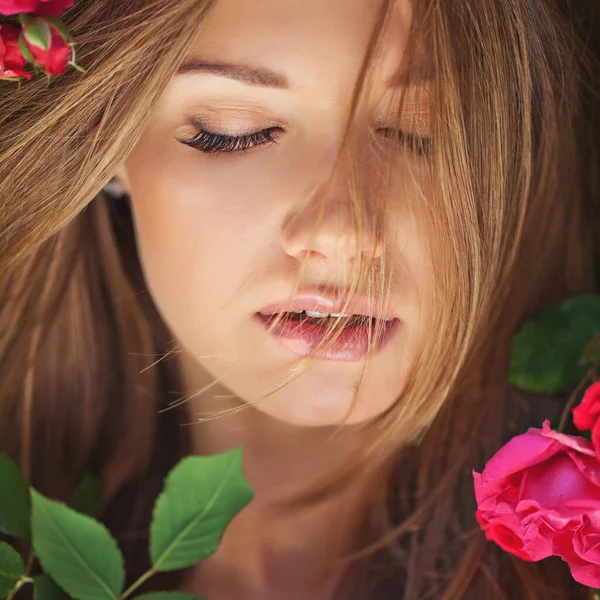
102,179,129,201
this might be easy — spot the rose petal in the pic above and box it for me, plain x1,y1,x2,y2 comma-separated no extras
565,559,600,588
476,511,534,561
520,454,600,509
477,427,562,488
0,0,73,17
0,0,37,15
540,420,596,457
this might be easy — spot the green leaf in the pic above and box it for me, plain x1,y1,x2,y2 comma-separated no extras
134,593,206,600
22,20,51,50
18,34,35,65
69,475,103,519
150,447,254,571
0,542,25,599
508,295,600,394
70,61,87,74
34,575,68,600
31,489,125,600
0,454,31,540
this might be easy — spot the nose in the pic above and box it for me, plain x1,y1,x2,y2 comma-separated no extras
280,179,384,275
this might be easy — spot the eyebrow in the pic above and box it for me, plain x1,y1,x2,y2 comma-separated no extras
175,58,431,88
176,59,289,88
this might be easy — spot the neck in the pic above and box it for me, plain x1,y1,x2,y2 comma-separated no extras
175,351,379,597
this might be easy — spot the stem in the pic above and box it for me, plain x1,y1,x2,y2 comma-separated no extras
6,576,34,600
6,581,21,600
557,366,597,432
119,567,157,600
557,332,600,433
24,549,34,577
6,546,35,600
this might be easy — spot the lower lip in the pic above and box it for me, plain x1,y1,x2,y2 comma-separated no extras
254,313,400,361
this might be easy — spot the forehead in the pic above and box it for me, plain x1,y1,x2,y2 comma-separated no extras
186,0,413,93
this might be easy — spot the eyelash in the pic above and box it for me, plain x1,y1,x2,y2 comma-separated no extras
378,128,431,157
179,126,430,156
179,127,282,154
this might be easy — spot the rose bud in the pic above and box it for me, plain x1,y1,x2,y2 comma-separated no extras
0,23,30,80
19,15,72,76
573,381,600,462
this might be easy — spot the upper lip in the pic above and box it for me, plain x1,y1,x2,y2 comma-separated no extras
258,289,397,320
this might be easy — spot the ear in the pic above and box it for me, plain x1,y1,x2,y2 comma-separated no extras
110,163,132,195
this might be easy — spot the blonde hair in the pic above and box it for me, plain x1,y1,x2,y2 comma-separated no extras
0,0,596,598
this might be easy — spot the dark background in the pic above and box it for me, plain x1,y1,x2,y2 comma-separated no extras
575,0,600,285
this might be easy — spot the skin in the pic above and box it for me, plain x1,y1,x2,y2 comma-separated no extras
115,0,431,597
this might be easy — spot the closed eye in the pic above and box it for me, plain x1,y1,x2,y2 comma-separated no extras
177,126,283,154
178,126,431,156
376,128,431,156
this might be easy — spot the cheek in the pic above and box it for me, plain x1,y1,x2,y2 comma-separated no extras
123,139,286,330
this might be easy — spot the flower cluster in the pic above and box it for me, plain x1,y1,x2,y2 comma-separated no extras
0,0,79,80
474,382,600,588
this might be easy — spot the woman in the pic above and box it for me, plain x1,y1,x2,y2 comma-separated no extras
0,0,597,598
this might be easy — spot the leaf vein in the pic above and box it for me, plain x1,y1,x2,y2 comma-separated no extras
38,502,118,600
154,459,238,569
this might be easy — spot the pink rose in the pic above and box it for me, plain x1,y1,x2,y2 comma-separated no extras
0,23,30,80
573,381,600,460
0,0,73,17
20,16,71,75
473,420,600,588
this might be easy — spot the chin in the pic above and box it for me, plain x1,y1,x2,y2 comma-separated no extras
248,385,393,428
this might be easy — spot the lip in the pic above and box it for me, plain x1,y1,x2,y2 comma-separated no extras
258,292,397,320
254,312,401,361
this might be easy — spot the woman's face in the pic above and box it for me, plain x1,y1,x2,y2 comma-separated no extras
119,0,432,427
